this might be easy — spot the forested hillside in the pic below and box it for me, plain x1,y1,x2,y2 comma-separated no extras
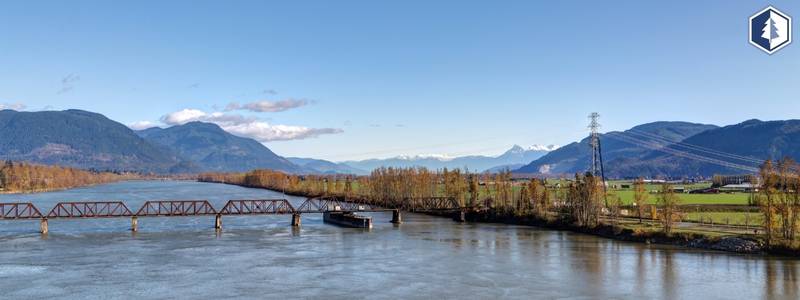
0,109,180,173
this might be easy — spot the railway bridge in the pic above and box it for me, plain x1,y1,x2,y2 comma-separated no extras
0,197,462,233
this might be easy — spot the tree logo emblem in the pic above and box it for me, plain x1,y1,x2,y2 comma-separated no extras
749,6,792,54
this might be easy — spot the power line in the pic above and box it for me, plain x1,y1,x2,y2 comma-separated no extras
625,129,764,164
603,132,760,173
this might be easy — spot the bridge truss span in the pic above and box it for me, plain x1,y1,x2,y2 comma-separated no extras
0,203,44,219
47,201,133,218
220,199,295,215
135,200,218,217
296,197,383,213
403,197,461,212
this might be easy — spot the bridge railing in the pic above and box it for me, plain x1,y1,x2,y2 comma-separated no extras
0,203,44,219
220,199,295,215
47,201,133,218
135,200,218,216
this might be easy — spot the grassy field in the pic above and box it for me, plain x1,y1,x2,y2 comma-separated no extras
613,190,751,205
337,179,752,205
683,212,764,226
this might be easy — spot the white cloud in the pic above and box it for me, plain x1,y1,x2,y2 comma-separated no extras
0,102,26,110
224,122,343,142
160,108,208,125
159,108,342,141
128,121,159,130
225,98,309,112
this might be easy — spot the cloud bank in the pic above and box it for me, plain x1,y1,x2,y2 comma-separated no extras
0,102,26,110
225,98,309,112
159,108,342,141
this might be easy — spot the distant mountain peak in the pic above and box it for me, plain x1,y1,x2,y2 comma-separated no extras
136,121,301,173
508,145,525,153
395,154,455,161
344,143,554,173
526,144,558,152
504,144,557,155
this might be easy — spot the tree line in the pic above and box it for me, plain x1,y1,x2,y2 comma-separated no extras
756,158,800,247
199,167,683,235
0,161,129,193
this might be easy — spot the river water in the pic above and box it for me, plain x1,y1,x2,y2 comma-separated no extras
0,180,797,299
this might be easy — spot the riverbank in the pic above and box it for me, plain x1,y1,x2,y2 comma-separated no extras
456,211,769,255
202,180,800,256
0,181,117,195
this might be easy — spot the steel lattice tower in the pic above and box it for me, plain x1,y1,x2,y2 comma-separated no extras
588,113,607,197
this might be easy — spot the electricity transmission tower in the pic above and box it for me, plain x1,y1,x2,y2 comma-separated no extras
588,113,607,198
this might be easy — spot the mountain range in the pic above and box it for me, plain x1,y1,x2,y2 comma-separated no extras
342,144,556,174
0,109,546,175
5,108,800,178
515,119,800,178
286,157,366,175
603,119,800,177
515,121,717,176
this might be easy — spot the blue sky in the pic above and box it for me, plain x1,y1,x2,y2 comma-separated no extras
1,1,799,161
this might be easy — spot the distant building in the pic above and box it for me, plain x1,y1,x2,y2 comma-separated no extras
642,179,666,184
689,187,719,194
719,183,758,193
712,174,757,187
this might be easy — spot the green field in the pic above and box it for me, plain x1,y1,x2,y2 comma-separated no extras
683,212,763,226
337,179,752,206
613,190,751,205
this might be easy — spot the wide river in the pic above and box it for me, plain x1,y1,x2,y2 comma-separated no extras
0,180,797,299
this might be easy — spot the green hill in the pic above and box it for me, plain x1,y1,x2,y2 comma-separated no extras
137,122,301,173
0,109,180,172
514,121,718,176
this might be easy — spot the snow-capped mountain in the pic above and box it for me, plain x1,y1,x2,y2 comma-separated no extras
341,144,556,173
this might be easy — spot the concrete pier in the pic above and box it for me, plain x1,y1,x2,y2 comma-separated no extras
40,218,48,234
214,214,222,229
291,213,302,227
453,210,466,222
391,209,402,224
131,216,138,232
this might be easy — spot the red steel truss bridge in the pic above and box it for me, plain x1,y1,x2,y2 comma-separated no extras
0,197,462,233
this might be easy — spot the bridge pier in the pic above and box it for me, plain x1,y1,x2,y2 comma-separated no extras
391,209,402,224
453,210,466,223
131,216,138,232
291,213,301,227
214,214,222,229
40,218,48,234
